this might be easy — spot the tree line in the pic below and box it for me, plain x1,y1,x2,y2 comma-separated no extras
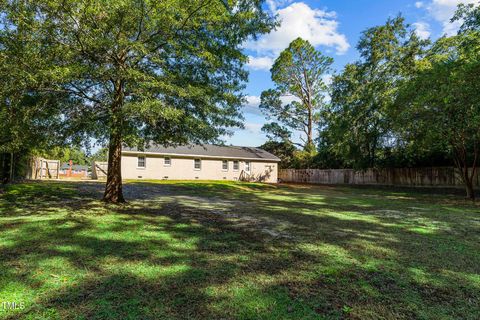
259,4,480,199
1,1,478,200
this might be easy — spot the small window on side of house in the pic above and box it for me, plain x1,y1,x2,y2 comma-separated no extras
164,157,171,166
138,156,146,168
233,160,239,171
222,160,228,171
245,161,251,172
194,159,201,170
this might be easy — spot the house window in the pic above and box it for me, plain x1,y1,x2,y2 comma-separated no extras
164,157,171,166
222,160,228,171
233,160,239,171
194,159,201,170
245,161,251,172
137,156,146,168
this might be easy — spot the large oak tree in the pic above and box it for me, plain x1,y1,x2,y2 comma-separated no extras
0,0,275,202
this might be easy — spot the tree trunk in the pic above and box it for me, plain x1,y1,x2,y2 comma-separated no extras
103,79,126,204
465,178,475,201
455,155,476,201
305,106,314,152
307,116,313,146
103,129,125,203
1,154,6,184
9,153,14,182
464,164,476,201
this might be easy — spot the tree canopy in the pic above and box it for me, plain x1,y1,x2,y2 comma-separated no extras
259,38,333,152
394,6,480,199
257,8,479,199
400,37,480,199
324,16,427,168
2,1,479,199
0,0,275,202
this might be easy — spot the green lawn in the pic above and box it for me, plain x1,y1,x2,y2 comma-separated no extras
0,180,479,319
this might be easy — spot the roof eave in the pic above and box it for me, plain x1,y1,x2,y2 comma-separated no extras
121,150,281,162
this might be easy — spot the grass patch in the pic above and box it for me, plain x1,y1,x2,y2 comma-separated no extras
0,180,479,319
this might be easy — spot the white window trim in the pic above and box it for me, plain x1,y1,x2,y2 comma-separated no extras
137,156,146,169
164,157,171,167
222,160,229,171
233,160,239,172
245,161,251,172
194,159,201,171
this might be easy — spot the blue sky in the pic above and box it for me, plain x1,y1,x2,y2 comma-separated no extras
225,0,476,147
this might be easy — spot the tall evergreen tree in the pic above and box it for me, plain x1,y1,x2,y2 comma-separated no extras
259,38,333,152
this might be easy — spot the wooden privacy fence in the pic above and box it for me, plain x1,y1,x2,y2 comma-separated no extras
92,161,108,180
279,167,480,188
27,157,60,179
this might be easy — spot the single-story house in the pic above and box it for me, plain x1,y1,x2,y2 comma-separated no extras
121,144,280,183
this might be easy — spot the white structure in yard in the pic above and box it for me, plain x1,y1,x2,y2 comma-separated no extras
121,144,280,183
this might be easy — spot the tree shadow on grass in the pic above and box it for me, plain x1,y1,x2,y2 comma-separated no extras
1,199,325,318
0,180,479,319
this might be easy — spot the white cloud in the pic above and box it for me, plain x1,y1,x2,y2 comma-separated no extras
266,0,292,12
423,0,478,35
246,56,275,71
280,95,300,105
250,2,350,54
243,95,262,115
415,1,425,8
245,2,350,70
321,74,333,86
244,122,263,134
242,94,301,116
412,22,432,39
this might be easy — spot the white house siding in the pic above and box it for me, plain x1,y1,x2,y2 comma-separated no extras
121,154,278,183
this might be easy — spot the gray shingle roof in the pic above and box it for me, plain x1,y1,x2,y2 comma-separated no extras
122,144,280,162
